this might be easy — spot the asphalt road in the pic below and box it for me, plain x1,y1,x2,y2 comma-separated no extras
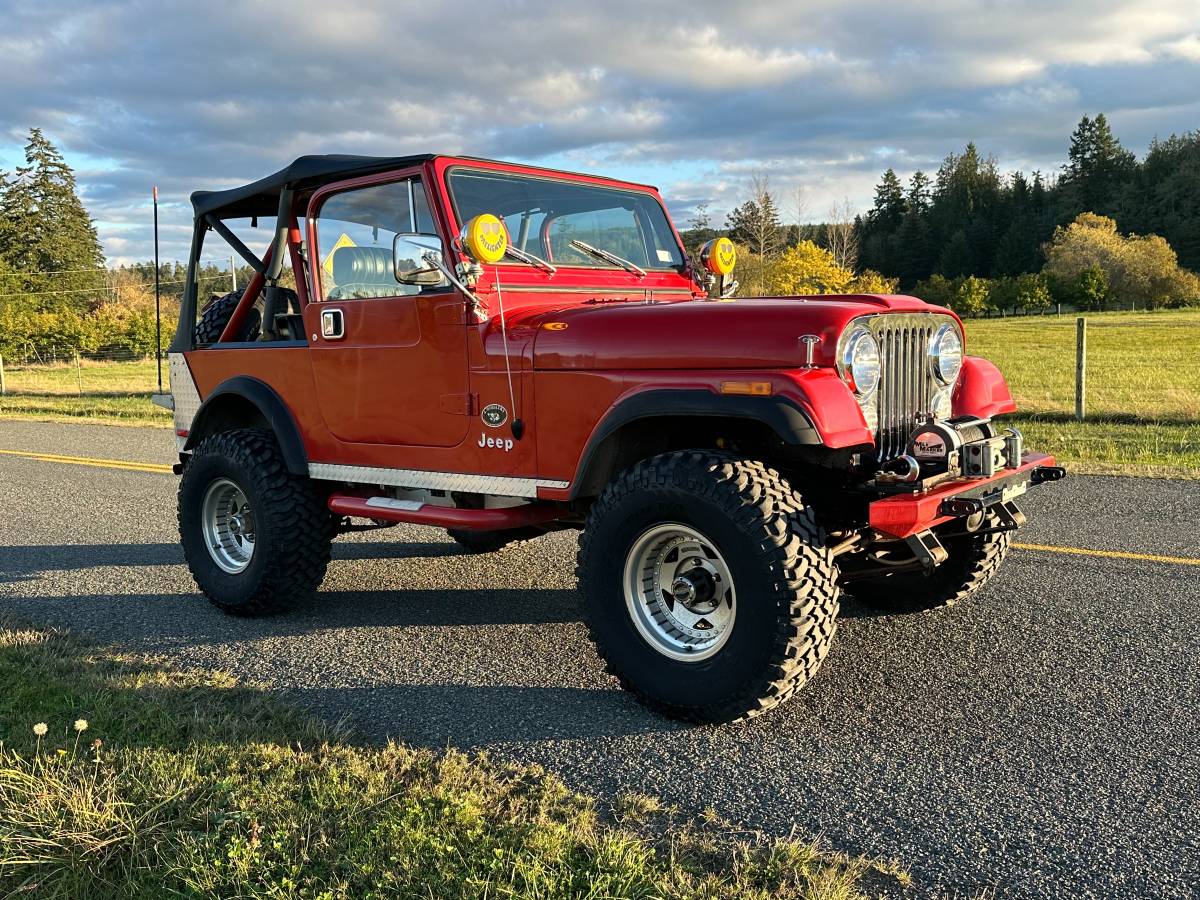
2,419,1198,899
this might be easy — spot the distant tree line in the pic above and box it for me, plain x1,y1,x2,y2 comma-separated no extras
856,113,1200,311
0,129,172,359
679,114,1200,314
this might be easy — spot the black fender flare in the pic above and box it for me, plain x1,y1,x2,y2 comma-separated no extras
570,389,821,499
184,376,308,475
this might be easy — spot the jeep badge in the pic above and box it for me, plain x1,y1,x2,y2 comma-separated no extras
481,404,508,428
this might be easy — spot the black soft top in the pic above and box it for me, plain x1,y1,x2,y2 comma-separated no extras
190,154,434,220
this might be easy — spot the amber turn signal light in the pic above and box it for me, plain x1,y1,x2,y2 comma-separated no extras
720,381,772,396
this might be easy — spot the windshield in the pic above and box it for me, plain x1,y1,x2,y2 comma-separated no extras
447,169,684,271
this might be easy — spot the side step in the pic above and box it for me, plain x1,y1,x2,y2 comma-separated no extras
327,495,564,532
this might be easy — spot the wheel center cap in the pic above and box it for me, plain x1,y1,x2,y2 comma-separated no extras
670,577,696,604
671,568,718,614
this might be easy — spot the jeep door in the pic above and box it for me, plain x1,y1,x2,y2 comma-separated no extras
304,171,469,447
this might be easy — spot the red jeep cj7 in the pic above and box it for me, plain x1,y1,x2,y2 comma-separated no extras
163,154,1064,723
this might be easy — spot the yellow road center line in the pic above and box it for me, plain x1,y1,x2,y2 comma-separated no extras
2,449,1198,567
1012,542,1200,567
0,448,173,474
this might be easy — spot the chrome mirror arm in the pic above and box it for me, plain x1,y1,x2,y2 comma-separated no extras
422,251,488,317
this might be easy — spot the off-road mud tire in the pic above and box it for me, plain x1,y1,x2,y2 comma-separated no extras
577,450,840,724
848,516,1011,613
179,428,333,616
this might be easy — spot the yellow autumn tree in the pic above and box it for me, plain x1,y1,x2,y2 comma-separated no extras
765,241,899,296
1043,212,1200,309
768,241,852,294
846,269,900,294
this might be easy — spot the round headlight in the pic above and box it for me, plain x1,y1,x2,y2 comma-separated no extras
842,327,881,396
860,398,879,434
932,386,953,420
930,323,962,385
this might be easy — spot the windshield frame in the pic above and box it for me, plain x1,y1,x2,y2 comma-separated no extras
442,164,687,275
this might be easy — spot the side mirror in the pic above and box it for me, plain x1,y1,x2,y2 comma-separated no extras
393,233,447,286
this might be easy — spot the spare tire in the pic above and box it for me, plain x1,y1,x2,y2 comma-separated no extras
193,290,261,344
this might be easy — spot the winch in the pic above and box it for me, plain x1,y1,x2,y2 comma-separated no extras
905,417,1024,479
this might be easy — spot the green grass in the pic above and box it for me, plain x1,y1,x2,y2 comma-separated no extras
969,308,1200,421
0,616,902,899
2,309,1197,473
0,358,170,427
0,358,162,396
969,308,1200,476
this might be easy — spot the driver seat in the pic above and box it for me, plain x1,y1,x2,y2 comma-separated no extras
328,246,416,299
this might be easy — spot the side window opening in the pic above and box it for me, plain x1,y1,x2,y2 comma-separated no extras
315,178,438,301
192,216,281,345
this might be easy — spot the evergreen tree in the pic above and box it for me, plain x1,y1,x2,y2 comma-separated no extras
906,171,932,214
936,230,973,278
1119,131,1200,270
858,168,906,273
894,172,934,286
870,169,905,230
1060,113,1136,218
0,128,106,311
725,176,785,294
927,144,1003,276
992,171,1041,275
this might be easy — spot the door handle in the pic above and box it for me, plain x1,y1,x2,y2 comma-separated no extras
320,308,345,341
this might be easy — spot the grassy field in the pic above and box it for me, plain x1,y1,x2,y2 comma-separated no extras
970,308,1200,420
1,308,1197,473
0,358,170,426
968,308,1200,476
0,616,899,898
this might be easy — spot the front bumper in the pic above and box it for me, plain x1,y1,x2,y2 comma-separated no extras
868,452,1063,539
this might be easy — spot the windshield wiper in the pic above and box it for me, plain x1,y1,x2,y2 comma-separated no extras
504,244,557,275
569,239,646,277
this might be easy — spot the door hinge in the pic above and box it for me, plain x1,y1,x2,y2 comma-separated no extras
440,393,477,416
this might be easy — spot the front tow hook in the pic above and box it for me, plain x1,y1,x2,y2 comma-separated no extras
1030,465,1067,485
940,497,985,517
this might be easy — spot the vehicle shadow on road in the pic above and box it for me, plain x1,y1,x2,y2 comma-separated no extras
0,543,184,582
296,683,688,746
0,540,473,582
0,587,583,633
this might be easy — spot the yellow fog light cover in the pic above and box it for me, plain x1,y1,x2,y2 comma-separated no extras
464,213,508,264
701,237,737,275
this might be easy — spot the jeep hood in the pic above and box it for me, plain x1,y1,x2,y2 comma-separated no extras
530,294,947,370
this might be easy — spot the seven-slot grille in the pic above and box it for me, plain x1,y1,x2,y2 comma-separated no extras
867,313,954,463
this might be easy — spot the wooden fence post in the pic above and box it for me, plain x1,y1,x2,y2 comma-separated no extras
75,352,83,395
1075,317,1087,422
0,353,5,396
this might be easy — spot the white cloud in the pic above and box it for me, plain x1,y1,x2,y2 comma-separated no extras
0,0,1195,263
1161,33,1200,61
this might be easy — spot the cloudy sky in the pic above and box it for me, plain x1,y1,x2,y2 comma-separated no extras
1,0,1198,265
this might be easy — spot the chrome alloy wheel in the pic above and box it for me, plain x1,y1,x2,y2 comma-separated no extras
201,477,256,574
623,523,736,662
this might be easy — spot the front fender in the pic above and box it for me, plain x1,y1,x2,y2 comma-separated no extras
953,356,1017,419
777,368,874,449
